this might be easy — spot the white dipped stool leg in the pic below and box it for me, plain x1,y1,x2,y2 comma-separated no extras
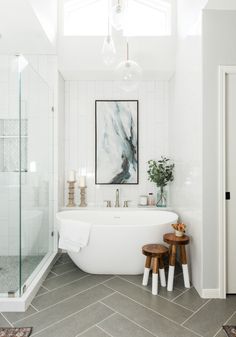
142,267,150,286
167,245,176,291
180,245,190,288
182,264,190,288
159,268,166,287
159,257,166,287
167,265,175,291
152,273,158,295
152,257,159,295
142,255,152,286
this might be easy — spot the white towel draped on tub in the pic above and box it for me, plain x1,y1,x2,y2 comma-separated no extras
58,219,92,253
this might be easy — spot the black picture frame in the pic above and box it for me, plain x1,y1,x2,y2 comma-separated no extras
95,100,139,185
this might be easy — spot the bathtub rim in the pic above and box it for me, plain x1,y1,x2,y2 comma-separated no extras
56,208,179,227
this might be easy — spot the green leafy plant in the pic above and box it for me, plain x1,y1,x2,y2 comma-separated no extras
147,157,174,188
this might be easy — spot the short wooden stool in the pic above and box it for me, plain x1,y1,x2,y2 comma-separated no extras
142,244,168,295
163,233,190,292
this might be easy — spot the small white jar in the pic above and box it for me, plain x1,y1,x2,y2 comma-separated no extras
140,195,148,206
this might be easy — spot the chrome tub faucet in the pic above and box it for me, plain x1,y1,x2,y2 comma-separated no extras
115,188,120,207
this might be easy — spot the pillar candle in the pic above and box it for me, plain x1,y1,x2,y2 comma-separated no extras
68,170,76,182
79,176,86,187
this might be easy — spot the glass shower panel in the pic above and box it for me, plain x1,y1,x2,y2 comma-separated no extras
0,55,21,296
19,60,54,292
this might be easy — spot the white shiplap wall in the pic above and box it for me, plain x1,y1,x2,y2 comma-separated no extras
65,80,169,207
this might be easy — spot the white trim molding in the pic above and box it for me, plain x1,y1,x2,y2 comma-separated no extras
218,65,236,299
201,288,220,299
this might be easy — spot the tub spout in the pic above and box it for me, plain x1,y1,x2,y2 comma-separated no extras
115,189,120,207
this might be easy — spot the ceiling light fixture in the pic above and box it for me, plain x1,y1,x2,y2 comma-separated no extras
110,0,125,31
102,3,116,66
115,39,142,92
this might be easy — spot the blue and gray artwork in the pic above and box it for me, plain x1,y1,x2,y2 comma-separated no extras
96,101,138,184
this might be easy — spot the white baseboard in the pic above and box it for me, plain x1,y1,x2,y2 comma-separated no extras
201,288,220,298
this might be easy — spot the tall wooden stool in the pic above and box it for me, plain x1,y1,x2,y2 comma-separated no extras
142,244,168,295
163,233,190,292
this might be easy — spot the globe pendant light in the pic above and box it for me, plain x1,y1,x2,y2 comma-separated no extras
102,2,116,65
115,39,142,92
110,0,125,31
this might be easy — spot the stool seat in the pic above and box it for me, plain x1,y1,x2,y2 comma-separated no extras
141,244,168,295
163,232,190,292
142,244,169,256
163,233,189,245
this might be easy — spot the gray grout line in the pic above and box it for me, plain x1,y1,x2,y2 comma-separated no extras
101,301,157,337
170,287,192,302
30,304,39,313
102,284,194,328
95,325,115,337
223,310,236,324
30,292,117,337
53,259,74,267
212,310,236,337
181,298,212,326
1,312,13,328
102,293,203,337
47,267,78,278
53,262,78,270
117,276,152,293
75,312,117,337
39,283,51,292
181,325,204,337
38,274,90,294
48,270,58,277
116,276,195,313
40,285,49,292
13,276,117,324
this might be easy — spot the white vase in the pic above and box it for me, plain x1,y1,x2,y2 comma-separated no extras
175,230,184,237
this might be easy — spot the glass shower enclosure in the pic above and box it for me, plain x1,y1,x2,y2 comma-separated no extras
0,55,55,299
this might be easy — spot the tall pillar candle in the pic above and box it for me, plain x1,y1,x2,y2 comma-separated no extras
68,170,76,182
79,176,86,187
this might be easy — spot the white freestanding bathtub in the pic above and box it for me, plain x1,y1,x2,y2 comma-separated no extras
57,209,178,275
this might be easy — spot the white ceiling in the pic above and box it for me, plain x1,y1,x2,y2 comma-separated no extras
0,0,222,80
0,0,56,54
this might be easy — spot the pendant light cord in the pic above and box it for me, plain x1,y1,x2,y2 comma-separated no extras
126,38,129,61
108,0,111,36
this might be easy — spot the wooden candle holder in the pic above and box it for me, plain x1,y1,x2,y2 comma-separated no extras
67,181,76,207
79,186,87,207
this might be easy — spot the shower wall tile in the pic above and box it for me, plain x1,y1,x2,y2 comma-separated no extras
64,80,169,207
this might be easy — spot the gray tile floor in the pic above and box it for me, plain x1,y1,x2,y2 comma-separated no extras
0,253,236,337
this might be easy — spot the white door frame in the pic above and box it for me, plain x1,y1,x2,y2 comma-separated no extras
218,65,236,298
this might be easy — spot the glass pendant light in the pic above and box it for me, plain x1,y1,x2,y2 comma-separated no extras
115,39,142,92
110,0,125,31
102,2,116,65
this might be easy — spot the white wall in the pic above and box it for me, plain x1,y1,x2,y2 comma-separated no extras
206,0,236,10
202,9,236,291
65,80,169,207
168,0,203,295
29,0,58,44
169,37,202,295
58,73,65,208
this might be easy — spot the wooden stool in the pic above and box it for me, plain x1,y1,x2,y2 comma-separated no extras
142,244,168,295
163,233,190,292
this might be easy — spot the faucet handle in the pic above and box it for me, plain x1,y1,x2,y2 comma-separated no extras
123,200,131,208
104,200,112,207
